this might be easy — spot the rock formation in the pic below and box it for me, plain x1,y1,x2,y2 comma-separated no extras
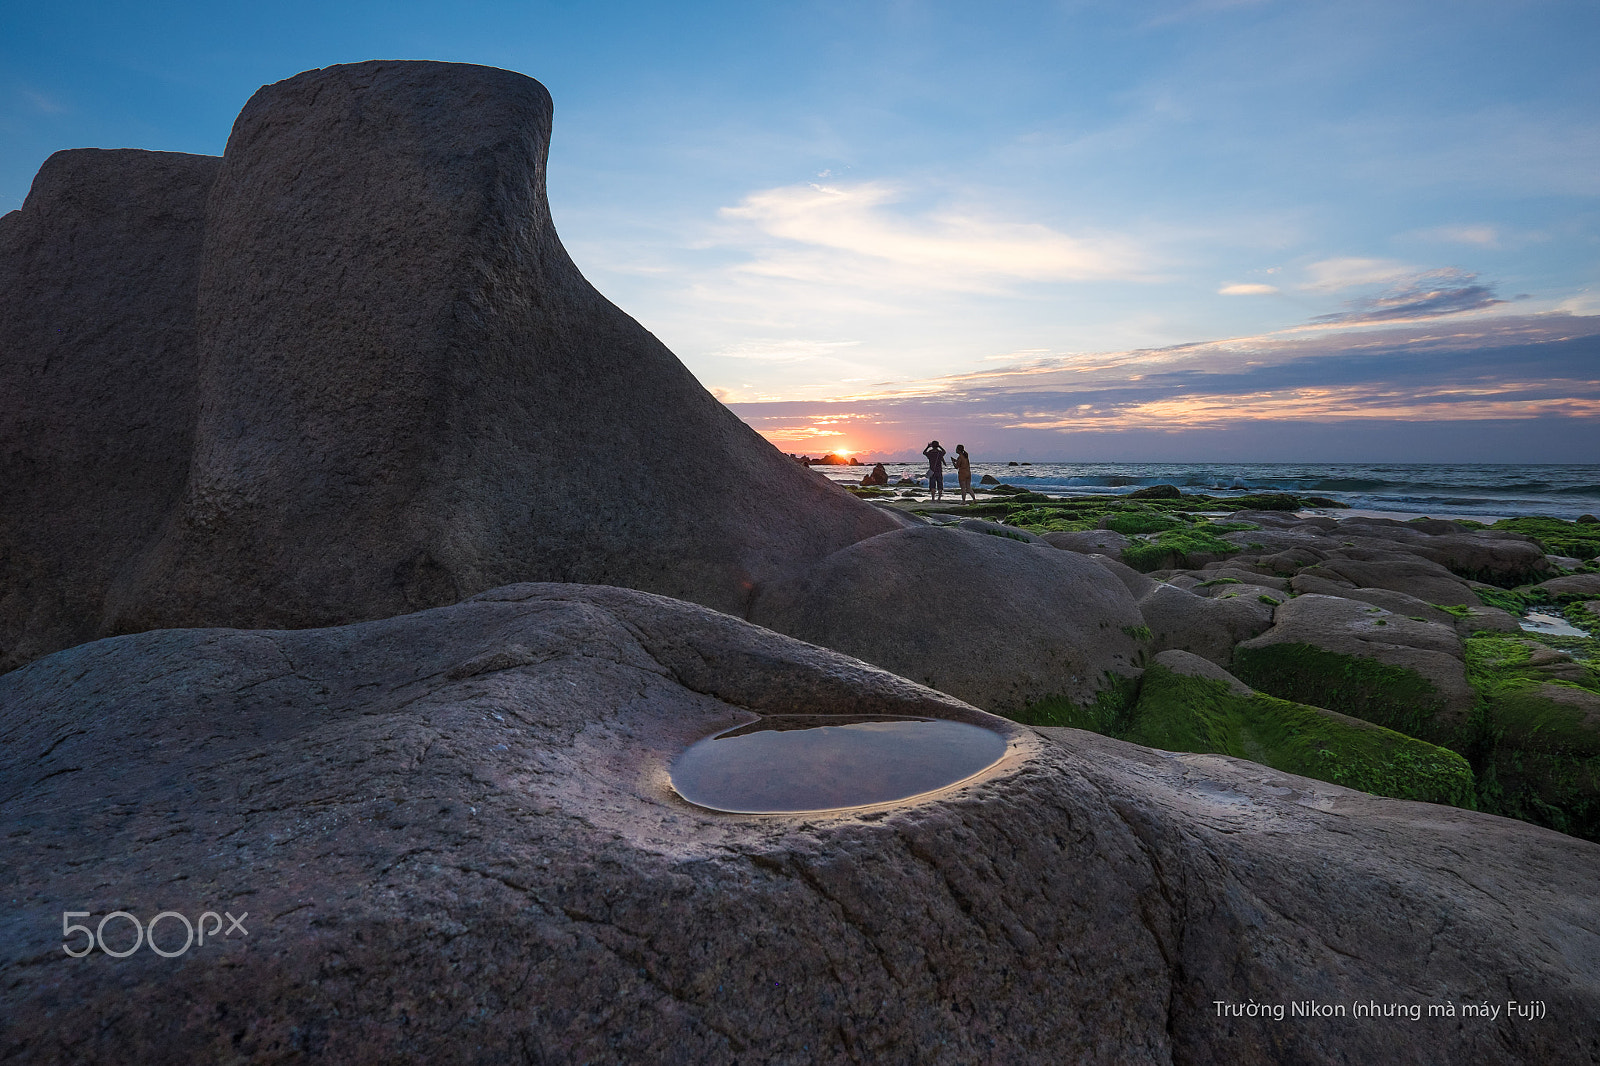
750,526,1146,713
1233,594,1474,742
3,584,1598,1064
0,62,896,670
0,149,219,672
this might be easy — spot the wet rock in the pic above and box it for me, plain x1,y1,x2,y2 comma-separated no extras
1193,568,1291,591
0,148,220,672
1207,583,1288,607
861,463,890,486
1150,648,1254,695
1084,554,1156,599
1451,605,1525,637
750,526,1145,713
4,583,1598,1065
978,474,1000,485
950,519,1045,544
1126,484,1182,499
1253,546,1330,574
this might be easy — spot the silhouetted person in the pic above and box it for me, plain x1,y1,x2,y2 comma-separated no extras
955,444,973,503
923,440,947,500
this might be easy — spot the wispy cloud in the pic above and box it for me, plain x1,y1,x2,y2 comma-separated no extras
1301,257,1417,292
21,90,68,115
1408,224,1500,248
1311,268,1503,326
717,181,1151,291
1219,282,1279,295
729,313,1600,453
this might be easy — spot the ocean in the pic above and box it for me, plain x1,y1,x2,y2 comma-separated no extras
815,461,1600,521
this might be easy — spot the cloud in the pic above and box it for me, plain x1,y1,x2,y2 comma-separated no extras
728,313,1600,453
1409,224,1500,248
1311,268,1504,325
1301,257,1417,292
1219,283,1279,295
717,181,1150,291
709,338,862,364
20,90,70,115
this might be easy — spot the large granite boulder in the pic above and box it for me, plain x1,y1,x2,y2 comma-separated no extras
1233,594,1474,744
0,148,219,673
108,60,896,633
749,526,1146,713
3,584,1598,1064
3,62,894,666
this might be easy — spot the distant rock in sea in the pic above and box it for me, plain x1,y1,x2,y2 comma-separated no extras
0,61,894,664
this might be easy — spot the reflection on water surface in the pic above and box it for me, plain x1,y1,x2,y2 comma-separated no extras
670,715,1008,814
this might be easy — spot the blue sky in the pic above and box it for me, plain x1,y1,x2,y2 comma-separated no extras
4,0,1598,460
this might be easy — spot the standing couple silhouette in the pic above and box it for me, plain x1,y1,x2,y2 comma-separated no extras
922,440,974,503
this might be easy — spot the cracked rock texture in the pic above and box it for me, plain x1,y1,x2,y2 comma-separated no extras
3,583,1598,1064
0,61,894,669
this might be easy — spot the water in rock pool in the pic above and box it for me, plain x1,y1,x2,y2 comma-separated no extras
670,715,1008,814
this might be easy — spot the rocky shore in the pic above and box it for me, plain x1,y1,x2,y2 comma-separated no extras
3,61,1598,1064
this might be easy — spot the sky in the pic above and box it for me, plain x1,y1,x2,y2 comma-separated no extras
4,0,1598,462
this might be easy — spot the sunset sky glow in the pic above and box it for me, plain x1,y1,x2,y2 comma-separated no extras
4,0,1597,461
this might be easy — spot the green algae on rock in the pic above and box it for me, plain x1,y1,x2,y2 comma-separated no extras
1231,641,1456,744
1006,659,1475,808
1463,635,1600,841
1124,663,1475,807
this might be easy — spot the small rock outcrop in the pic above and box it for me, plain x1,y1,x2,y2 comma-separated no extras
750,526,1145,713
2,585,1597,1064
1233,594,1474,742
1137,582,1275,667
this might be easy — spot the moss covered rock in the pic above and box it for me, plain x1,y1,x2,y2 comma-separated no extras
1231,595,1473,743
1463,635,1600,841
1123,659,1476,807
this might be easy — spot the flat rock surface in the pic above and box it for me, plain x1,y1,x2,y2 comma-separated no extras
3,583,1598,1064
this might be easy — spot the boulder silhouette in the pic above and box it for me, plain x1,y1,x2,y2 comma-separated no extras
0,62,895,664
107,60,895,632
0,148,219,673
2,584,1597,1064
